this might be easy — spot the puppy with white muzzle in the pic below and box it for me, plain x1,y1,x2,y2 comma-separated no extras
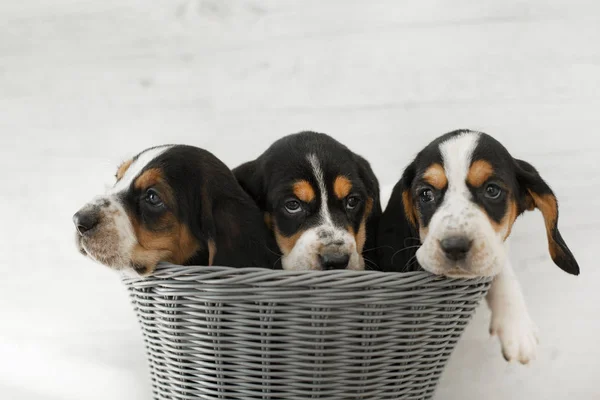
378,130,579,363
73,145,279,275
234,131,381,271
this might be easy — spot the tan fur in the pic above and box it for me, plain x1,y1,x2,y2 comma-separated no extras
293,180,316,203
334,176,352,199
423,163,448,190
402,190,418,227
128,176,200,272
467,160,494,187
274,227,303,255
264,213,272,230
131,218,200,269
489,197,519,240
354,197,373,253
528,191,562,259
207,239,217,266
419,226,429,242
364,197,373,217
354,218,367,253
134,168,163,190
116,159,132,181
130,246,171,275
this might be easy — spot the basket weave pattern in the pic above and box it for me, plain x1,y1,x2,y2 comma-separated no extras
123,265,491,400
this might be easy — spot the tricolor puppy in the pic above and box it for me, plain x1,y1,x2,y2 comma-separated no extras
378,130,579,363
234,132,381,271
73,145,278,275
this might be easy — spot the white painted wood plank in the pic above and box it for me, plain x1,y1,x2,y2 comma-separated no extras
1,1,598,399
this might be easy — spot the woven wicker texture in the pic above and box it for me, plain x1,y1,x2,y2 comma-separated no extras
123,265,492,400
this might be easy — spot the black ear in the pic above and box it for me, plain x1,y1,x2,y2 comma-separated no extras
514,159,580,275
377,161,420,272
353,153,382,215
233,160,266,209
203,189,280,269
353,154,382,269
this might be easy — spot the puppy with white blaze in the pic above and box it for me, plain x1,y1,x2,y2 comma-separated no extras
234,132,381,271
378,130,579,364
73,145,279,275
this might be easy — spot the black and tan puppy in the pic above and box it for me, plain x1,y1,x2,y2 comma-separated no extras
73,145,279,275
234,132,381,271
378,129,579,363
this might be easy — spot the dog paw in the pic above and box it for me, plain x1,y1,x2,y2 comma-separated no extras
490,313,539,364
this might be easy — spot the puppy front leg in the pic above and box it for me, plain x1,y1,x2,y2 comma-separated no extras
487,260,539,364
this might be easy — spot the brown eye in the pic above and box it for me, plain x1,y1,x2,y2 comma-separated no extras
419,188,435,204
346,195,361,210
284,199,302,214
484,183,502,200
145,189,164,207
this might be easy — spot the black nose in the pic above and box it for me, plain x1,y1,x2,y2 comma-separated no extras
73,210,99,235
440,236,472,261
319,252,350,270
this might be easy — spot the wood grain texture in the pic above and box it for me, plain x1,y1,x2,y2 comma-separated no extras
0,1,598,399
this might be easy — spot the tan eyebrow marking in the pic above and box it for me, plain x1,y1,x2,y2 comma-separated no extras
467,160,494,187
423,163,448,190
334,175,353,199
134,168,163,190
293,180,316,203
116,159,133,181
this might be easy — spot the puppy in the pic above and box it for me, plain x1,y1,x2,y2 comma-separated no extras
234,131,381,271
378,130,579,363
73,145,279,274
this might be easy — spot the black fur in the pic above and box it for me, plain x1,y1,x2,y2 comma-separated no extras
234,131,382,269
378,130,579,275
513,158,580,275
126,145,280,269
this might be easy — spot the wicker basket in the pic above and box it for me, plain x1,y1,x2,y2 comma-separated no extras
123,265,492,400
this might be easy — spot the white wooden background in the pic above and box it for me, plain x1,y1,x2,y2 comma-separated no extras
1,1,598,399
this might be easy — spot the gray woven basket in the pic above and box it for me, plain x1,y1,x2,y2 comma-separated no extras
123,265,492,400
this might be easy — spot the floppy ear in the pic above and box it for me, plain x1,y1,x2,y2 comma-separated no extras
353,154,382,218
377,161,420,272
233,160,266,209
353,154,382,268
514,158,580,275
199,189,280,269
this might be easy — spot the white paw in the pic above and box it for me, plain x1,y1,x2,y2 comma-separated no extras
490,313,539,364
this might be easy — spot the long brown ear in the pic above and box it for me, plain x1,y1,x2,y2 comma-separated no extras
514,159,579,275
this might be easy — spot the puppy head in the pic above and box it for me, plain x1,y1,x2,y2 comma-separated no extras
234,131,381,271
396,130,579,278
73,145,250,275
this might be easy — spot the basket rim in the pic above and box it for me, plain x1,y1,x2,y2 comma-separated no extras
122,263,493,290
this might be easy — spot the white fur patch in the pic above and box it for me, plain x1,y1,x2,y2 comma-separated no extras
487,256,539,364
280,153,360,270
76,145,172,271
110,145,172,194
307,153,332,225
416,131,506,277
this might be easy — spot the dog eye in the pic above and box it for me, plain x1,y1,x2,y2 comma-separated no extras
484,183,503,199
284,200,302,214
145,189,164,207
419,188,435,204
346,195,361,210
